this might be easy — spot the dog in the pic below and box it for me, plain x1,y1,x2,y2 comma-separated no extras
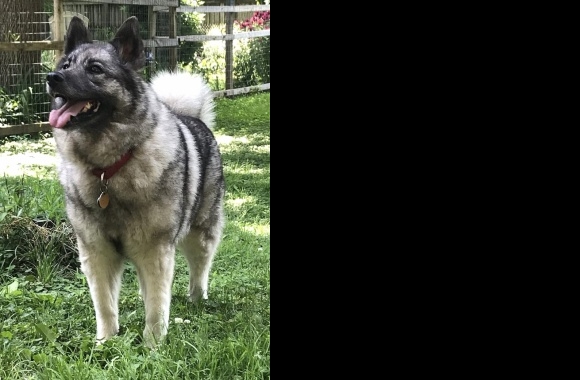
45,16,225,348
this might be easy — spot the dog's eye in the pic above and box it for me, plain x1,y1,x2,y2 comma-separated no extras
63,63,70,69
89,65,103,74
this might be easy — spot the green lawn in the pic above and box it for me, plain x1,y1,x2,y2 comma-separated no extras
0,92,270,379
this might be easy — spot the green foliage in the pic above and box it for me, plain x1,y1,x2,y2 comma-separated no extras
234,11,270,88
0,172,63,220
181,25,226,91
0,86,39,126
232,44,251,87
180,32,271,91
250,36,270,84
1,48,53,127
179,0,205,64
91,26,116,41
43,0,53,13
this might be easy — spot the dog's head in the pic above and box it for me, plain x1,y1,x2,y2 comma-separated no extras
46,16,145,130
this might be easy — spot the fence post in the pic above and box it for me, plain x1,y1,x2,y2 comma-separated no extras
53,0,63,59
169,6,177,69
147,6,157,79
225,0,234,96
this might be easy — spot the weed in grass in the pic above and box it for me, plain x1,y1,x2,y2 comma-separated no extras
0,214,78,277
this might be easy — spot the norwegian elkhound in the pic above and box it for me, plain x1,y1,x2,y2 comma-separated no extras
45,16,225,348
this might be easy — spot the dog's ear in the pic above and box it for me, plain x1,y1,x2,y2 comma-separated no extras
110,16,145,70
64,16,90,55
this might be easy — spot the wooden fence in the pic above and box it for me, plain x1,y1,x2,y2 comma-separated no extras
0,0,270,137
63,2,254,29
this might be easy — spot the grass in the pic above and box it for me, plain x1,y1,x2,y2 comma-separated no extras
0,92,270,379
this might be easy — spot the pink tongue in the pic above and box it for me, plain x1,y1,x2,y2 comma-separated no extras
49,101,88,129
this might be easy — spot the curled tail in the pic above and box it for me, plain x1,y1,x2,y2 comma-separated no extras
150,70,216,129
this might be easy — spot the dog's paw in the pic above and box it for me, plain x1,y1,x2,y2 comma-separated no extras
143,325,167,350
188,288,208,303
95,337,109,347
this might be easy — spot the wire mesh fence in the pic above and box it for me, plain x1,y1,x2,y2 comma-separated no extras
0,1,270,136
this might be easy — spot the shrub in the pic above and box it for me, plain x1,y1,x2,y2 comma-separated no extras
179,0,206,65
0,86,39,126
180,10,271,91
234,11,270,88
180,25,226,90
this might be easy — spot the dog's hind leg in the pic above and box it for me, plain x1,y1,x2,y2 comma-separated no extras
179,224,222,303
131,244,175,348
78,240,124,344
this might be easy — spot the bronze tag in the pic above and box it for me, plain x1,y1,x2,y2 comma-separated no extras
97,192,109,209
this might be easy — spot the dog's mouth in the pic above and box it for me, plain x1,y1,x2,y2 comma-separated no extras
49,96,101,129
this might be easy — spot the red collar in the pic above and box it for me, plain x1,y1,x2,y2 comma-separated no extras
91,150,133,180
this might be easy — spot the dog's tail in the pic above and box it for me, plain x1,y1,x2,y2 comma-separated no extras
150,70,216,129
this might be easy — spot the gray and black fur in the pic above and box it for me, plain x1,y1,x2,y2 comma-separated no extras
46,16,225,348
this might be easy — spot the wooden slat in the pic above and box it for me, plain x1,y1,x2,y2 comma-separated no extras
213,83,270,98
154,5,270,13
53,0,64,58
168,6,177,69
225,0,234,92
0,30,269,51
67,0,178,6
141,29,270,48
0,41,64,52
0,123,52,137
179,30,270,42
142,38,178,48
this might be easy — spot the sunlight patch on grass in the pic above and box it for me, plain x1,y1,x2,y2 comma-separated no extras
242,224,270,236
216,135,269,153
238,143,270,155
0,152,57,177
1,137,56,155
227,197,250,208
255,144,270,153
1,136,57,178
226,165,265,175
216,135,250,145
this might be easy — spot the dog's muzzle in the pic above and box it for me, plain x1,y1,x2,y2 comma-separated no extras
46,72,65,88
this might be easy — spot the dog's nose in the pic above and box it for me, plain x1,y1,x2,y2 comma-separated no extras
46,72,64,87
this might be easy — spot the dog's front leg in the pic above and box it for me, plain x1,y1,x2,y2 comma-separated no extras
78,240,124,344
132,245,175,348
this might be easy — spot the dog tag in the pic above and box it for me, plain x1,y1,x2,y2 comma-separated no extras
97,192,109,209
